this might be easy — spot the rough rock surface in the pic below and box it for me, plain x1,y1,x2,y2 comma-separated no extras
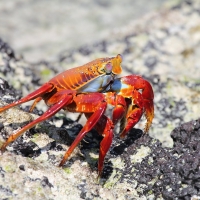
0,0,200,199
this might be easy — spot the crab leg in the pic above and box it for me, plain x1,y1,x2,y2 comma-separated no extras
91,115,114,178
0,90,74,152
0,83,53,113
58,92,116,177
59,100,107,167
29,97,43,112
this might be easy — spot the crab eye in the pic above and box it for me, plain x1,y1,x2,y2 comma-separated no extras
117,54,123,63
105,62,113,73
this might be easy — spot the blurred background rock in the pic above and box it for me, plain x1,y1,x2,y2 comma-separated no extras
0,0,171,62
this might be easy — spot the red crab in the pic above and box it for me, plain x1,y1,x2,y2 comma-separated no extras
0,54,154,177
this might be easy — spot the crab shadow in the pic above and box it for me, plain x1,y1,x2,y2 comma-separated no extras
100,128,143,180
110,128,143,156
1,118,143,181
1,120,68,159
60,122,143,180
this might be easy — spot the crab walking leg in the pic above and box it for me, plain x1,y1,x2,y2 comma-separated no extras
0,91,74,152
0,83,53,113
59,101,107,167
29,97,43,112
91,115,114,177
98,127,113,178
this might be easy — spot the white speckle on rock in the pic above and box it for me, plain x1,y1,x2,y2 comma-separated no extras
130,145,151,164
162,36,185,55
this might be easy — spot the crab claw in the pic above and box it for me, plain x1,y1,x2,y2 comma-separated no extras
108,75,154,138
